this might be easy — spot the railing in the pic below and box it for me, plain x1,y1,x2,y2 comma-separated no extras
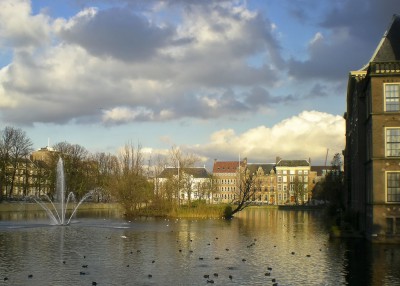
370,62,400,74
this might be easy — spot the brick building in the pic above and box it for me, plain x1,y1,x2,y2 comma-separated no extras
345,14,400,242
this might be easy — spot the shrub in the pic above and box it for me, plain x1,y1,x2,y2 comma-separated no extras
223,205,233,219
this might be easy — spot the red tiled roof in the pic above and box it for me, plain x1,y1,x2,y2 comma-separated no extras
213,161,243,173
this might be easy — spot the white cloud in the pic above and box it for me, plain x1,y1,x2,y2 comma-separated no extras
102,106,154,124
0,0,50,50
309,32,323,46
192,111,344,164
0,1,284,125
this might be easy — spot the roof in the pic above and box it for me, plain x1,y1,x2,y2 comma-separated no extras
246,163,275,175
159,167,209,178
311,166,333,176
213,161,245,173
361,14,400,69
276,159,310,167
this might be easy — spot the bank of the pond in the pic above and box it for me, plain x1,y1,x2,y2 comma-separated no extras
123,203,230,219
0,202,121,212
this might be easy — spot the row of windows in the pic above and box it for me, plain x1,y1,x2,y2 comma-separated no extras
276,170,309,175
277,176,309,183
219,186,236,192
216,179,236,184
277,184,308,192
375,83,400,203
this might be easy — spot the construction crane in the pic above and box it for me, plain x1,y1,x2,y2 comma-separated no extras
324,148,329,167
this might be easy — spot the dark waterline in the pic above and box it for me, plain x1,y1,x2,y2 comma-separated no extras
0,208,399,286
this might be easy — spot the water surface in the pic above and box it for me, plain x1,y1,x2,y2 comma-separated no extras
0,207,399,286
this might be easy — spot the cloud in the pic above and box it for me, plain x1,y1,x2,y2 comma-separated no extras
286,0,400,81
190,110,345,165
58,7,175,62
0,0,50,50
0,1,286,126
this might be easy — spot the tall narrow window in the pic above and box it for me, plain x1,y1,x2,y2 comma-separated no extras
387,172,400,202
385,83,400,111
396,218,400,234
386,128,400,157
386,218,394,234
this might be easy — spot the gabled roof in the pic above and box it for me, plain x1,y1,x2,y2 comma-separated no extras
276,159,310,167
361,14,400,70
246,163,275,175
213,161,245,173
159,167,209,178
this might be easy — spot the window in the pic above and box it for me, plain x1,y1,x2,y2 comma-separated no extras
386,218,394,234
387,172,400,202
385,83,400,112
386,128,400,157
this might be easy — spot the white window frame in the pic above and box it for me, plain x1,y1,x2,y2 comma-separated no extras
386,171,400,203
384,83,400,112
385,127,400,157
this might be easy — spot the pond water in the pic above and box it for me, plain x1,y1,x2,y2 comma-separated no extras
0,207,399,286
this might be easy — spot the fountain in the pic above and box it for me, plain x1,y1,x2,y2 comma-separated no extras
33,157,94,225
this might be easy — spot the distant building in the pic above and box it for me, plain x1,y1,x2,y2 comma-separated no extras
212,157,313,205
31,146,57,164
212,158,247,203
1,158,50,198
246,163,276,203
345,14,400,242
158,166,211,203
275,158,311,204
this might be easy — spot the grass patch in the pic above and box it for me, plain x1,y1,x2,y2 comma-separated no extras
123,201,230,219
169,203,228,219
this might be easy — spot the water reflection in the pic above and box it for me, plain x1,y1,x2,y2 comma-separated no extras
0,208,399,285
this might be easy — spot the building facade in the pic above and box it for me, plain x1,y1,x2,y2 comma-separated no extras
246,163,276,204
345,14,400,242
212,158,247,203
158,166,211,203
275,159,311,205
212,158,313,205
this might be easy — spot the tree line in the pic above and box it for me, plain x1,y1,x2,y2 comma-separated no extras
0,126,226,216
1,125,329,217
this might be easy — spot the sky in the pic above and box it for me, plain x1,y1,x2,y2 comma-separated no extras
0,0,398,169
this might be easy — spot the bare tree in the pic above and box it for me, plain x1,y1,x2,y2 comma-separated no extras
0,127,33,198
91,152,119,201
110,142,152,215
292,177,306,205
229,168,262,216
52,141,89,199
167,146,199,205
